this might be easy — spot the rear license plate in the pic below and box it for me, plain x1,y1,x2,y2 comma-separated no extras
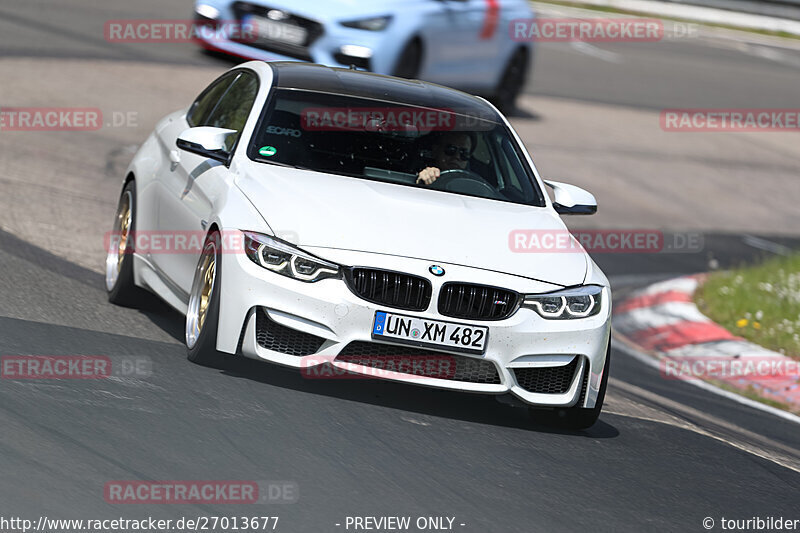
247,15,307,46
372,311,488,354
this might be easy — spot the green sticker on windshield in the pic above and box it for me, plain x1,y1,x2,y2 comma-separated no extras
259,146,277,157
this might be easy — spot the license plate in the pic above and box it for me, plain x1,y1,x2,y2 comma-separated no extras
372,311,489,354
248,15,307,46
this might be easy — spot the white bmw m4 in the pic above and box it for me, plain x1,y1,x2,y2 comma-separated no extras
106,61,611,428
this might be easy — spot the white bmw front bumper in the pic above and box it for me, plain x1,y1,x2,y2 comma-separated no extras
215,241,611,409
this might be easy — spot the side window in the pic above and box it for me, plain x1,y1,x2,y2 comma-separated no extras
490,134,541,204
186,72,237,127
205,71,259,151
494,136,519,190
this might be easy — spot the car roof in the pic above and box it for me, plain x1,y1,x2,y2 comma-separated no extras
267,62,503,122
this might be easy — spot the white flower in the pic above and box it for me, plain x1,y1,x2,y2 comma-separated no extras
755,310,763,320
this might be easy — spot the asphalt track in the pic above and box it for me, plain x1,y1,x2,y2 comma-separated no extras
1,1,800,532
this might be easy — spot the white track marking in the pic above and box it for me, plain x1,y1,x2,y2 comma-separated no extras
569,41,623,63
740,44,800,69
743,235,793,256
633,276,700,296
666,339,785,359
607,273,686,288
614,302,711,333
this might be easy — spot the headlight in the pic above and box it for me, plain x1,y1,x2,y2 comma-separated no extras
523,285,604,320
340,15,393,31
195,4,221,20
243,232,340,282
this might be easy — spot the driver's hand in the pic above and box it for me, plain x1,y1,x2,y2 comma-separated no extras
416,167,440,185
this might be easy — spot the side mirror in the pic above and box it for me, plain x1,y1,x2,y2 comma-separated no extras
176,127,238,164
544,180,597,215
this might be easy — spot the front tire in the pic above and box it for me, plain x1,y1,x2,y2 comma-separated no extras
393,39,422,79
530,341,611,430
491,48,529,115
186,232,223,367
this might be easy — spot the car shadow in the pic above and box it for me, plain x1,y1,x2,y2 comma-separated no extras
211,352,619,438
505,106,542,120
128,294,618,438
128,296,618,437
127,291,186,343
114,273,617,437
1,225,616,437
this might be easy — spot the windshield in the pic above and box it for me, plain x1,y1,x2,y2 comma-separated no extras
248,89,546,207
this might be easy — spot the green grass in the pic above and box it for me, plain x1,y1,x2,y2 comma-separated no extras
696,254,800,360
709,380,798,414
533,0,800,41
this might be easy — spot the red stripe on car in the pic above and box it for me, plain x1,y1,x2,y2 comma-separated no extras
481,0,500,40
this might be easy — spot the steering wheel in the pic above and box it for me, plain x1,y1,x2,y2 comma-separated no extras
428,169,500,198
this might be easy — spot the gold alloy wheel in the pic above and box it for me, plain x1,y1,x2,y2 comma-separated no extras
117,195,131,271
105,190,132,291
186,240,217,349
197,252,216,333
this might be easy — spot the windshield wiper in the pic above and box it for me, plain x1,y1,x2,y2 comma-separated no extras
261,160,313,171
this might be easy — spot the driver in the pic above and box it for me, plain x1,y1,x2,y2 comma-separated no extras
416,131,475,186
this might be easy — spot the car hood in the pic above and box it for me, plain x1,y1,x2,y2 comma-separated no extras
238,0,414,21
235,165,588,287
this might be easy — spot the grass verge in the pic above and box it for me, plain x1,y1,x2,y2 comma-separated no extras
696,253,800,360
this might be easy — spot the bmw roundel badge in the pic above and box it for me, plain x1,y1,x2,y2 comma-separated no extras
429,265,445,276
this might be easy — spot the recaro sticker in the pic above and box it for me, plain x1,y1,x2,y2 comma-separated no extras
266,126,301,137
